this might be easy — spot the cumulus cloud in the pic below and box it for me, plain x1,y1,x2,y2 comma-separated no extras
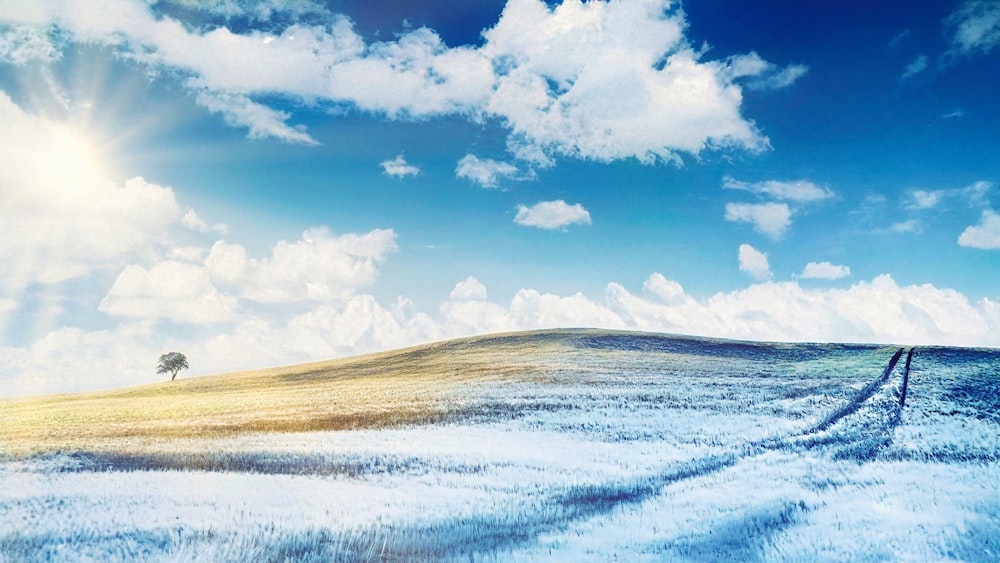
0,93,182,290
205,227,397,302
0,323,163,396
901,55,928,79
510,288,624,328
958,209,1000,249
380,154,420,178
514,200,592,230
99,261,239,324
725,203,791,239
443,273,1000,348
0,0,798,164
945,0,1000,55
455,154,520,188
723,176,833,202
800,261,851,280
738,244,771,280
182,209,228,234
280,295,441,358
643,272,691,306
450,276,488,300
481,0,778,163
6,269,1000,396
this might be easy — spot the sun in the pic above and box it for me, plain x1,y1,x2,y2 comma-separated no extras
25,118,117,209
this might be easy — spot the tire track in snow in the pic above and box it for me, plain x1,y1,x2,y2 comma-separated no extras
802,347,905,436
767,347,913,461
519,348,914,544
900,347,914,407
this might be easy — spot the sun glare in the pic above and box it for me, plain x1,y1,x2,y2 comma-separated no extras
32,122,110,200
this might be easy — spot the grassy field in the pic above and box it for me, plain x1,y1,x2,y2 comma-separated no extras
0,330,572,456
2,329,998,561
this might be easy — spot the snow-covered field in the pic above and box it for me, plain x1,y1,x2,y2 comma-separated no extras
2,332,998,561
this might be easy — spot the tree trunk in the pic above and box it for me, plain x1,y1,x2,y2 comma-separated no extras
172,371,177,381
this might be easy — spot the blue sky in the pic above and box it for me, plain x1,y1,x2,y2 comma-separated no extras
1,0,999,395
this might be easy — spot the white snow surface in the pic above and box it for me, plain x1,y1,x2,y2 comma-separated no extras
1,334,998,561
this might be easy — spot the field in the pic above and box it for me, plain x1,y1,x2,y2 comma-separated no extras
1,329,998,561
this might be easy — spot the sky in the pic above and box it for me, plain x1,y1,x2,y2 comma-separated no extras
1,0,999,396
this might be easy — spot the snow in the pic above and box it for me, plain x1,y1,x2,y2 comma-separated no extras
1,337,997,561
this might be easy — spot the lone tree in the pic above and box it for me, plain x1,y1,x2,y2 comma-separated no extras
157,352,189,381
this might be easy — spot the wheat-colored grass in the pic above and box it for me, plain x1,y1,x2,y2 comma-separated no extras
0,330,575,457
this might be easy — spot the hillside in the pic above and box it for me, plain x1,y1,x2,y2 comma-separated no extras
1,329,583,455
2,329,998,561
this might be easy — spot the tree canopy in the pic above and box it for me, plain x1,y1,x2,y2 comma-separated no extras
157,352,189,381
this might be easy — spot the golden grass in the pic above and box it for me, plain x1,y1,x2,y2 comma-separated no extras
0,330,578,457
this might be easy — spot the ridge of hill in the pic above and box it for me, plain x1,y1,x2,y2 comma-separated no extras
1,329,695,454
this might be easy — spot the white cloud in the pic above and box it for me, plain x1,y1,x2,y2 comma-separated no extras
99,261,239,324
195,90,319,145
481,0,778,163
905,189,945,210
902,182,993,212
643,272,691,306
724,52,808,90
0,0,792,163
800,261,851,280
380,154,420,178
887,219,921,234
205,227,397,302
446,273,1000,348
0,297,17,313
455,154,520,188
327,28,495,117
450,276,488,301
723,176,833,202
6,270,1000,396
514,200,592,230
515,9,768,158
0,93,182,290
281,295,441,358
962,180,994,206
613,274,1000,347
169,246,208,263
156,0,328,21
958,209,1000,249
441,298,517,335
945,0,1000,55
441,276,518,336
725,203,791,239
182,209,228,234
510,289,624,329
0,24,59,64
738,244,771,281
0,323,163,396
901,55,928,79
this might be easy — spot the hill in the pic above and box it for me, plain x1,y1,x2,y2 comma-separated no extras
1,329,585,455
1,329,998,561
